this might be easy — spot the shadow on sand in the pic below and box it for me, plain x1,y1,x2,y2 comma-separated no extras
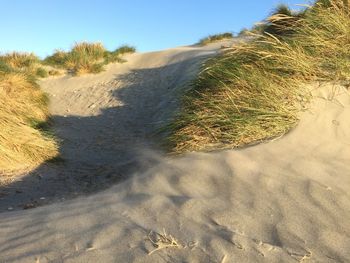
0,52,210,211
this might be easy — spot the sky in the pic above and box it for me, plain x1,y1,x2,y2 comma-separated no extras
1,0,310,58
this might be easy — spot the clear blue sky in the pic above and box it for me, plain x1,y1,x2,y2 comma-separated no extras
1,0,309,58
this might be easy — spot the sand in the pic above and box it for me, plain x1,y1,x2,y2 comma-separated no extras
0,41,349,262
0,41,230,211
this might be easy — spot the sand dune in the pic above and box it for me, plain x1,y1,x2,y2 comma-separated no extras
0,42,229,211
0,42,349,262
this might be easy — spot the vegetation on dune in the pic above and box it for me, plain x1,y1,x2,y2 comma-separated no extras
35,67,49,78
167,0,350,153
264,4,306,36
114,45,136,54
44,42,136,76
0,42,137,77
0,53,58,175
0,71,58,174
0,52,39,70
0,40,135,175
104,45,136,64
198,32,234,46
242,4,307,37
0,52,50,78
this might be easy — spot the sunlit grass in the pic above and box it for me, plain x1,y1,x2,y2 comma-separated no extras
0,52,39,70
166,0,350,153
44,42,136,75
198,32,234,46
0,71,58,174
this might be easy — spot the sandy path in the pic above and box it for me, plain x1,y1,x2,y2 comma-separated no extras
0,43,228,211
0,43,349,262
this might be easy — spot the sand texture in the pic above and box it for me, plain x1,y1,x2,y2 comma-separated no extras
0,42,350,262
0,42,229,211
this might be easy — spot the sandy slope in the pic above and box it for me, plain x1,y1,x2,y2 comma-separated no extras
0,43,350,262
0,42,229,211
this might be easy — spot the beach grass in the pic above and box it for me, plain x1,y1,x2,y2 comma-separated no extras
104,45,136,64
198,32,234,46
0,52,39,70
44,42,136,75
166,0,350,153
0,41,135,175
0,52,46,77
0,71,58,174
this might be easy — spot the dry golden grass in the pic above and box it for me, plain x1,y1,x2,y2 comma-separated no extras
0,52,50,79
295,1,350,80
0,52,39,70
44,42,135,76
147,229,182,255
71,42,106,59
0,72,58,174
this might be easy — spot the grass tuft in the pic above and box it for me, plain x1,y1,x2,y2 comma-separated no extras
47,42,106,76
104,45,136,64
198,32,234,46
0,52,39,70
35,67,48,78
0,52,45,77
44,42,136,76
43,49,67,67
114,45,136,54
0,72,58,174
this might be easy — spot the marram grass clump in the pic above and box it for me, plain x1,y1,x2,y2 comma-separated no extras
198,32,234,46
167,0,350,153
44,42,136,76
0,71,58,174
0,52,50,78
247,4,306,37
0,52,39,70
